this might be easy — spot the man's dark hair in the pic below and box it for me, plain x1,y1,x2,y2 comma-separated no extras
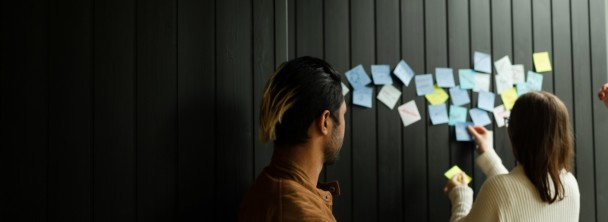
259,56,343,146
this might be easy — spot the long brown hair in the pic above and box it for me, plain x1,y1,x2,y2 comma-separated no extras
507,91,574,203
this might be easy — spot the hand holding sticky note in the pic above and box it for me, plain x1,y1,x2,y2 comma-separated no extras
445,165,472,184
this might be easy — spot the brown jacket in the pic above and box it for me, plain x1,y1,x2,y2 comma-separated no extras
239,157,340,222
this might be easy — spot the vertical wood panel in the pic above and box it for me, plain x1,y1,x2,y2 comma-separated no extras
400,0,427,220
448,0,474,196
216,0,253,220
469,0,492,193
571,0,596,220
48,0,93,220
512,0,534,74
136,0,177,221
552,0,573,124
350,0,377,221
590,0,608,220
296,0,322,58
425,0,450,221
0,0,48,220
324,0,352,220
376,0,403,221
93,0,136,220
253,0,274,178
177,0,215,221
491,0,515,170
532,0,554,93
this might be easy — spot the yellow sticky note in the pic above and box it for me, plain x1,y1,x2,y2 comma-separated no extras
444,165,472,184
533,52,552,72
501,87,518,110
425,85,449,105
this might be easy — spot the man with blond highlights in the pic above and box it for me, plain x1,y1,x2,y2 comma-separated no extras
239,56,346,222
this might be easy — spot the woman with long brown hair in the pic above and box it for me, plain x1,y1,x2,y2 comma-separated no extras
445,91,580,221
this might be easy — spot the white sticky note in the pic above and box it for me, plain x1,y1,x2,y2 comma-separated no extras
495,74,514,94
398,100,421,127
493,105,511,128
511,64,525,84
473,73,491,92
494,56,513,76
341,82,350,96
377,85,402,109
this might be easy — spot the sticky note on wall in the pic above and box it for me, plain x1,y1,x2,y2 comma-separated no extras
533,52,552,72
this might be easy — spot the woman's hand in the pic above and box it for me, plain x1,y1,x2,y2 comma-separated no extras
599,83,608,108
467,125,491,155
444,172,468,195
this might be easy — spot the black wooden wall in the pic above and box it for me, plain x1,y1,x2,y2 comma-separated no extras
1,0,608,222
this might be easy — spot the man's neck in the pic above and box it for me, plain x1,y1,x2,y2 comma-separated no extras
274,143,324,187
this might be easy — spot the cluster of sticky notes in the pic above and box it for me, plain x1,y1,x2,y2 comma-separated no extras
445,165,473,184
339,51,551,135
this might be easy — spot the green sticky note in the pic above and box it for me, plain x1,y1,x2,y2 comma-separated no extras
444,165,472,184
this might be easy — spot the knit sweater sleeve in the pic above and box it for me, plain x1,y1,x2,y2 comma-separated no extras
475,148,508,178
448,176,507,222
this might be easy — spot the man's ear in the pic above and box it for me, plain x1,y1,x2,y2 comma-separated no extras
317,110,331,135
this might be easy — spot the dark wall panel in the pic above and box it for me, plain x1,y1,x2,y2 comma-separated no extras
48,0,93,220
177,0,216,221
93,0,136,221
0,1,48,221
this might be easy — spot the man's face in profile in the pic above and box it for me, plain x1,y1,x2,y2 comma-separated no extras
324,100,347,165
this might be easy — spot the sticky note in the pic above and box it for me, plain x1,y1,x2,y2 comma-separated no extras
394,60,415,86
511,64,525,84
493,105,511,128
527,71,543,91
444,165,473,184
425,85,450,105
449,105,468,126
415,74,434,96
478,91,495,112
470,108,492,127
474,51,492,73
455,122,474,141
345,64,372,89
341,82,350,96
436,68,455,88
473,72,491,92
398,100,422,127
449,86,470,106
495,74,514,95
516,82,530,96
371,64,393,85
500,87,518,110
458,69,476,90
533,52,552,72
428,103,449,125
353,86,373,108
494,55,513,76
377,85,402,109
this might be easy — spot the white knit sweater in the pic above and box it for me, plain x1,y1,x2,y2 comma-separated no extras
448,149,580,222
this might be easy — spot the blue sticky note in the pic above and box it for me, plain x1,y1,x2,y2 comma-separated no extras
345,64,372,89
436,68,455,88
353,86,373,108
474,51,492,73
470,108,492,126
371,64,393,85
456,122,474,141
394,60,416,86
477,91,495,112
527,71,543,91
516,82,530,96
449,86,470,106
415,74,434,96
449,105,468,126
458,69,476,90
428,103,449,125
